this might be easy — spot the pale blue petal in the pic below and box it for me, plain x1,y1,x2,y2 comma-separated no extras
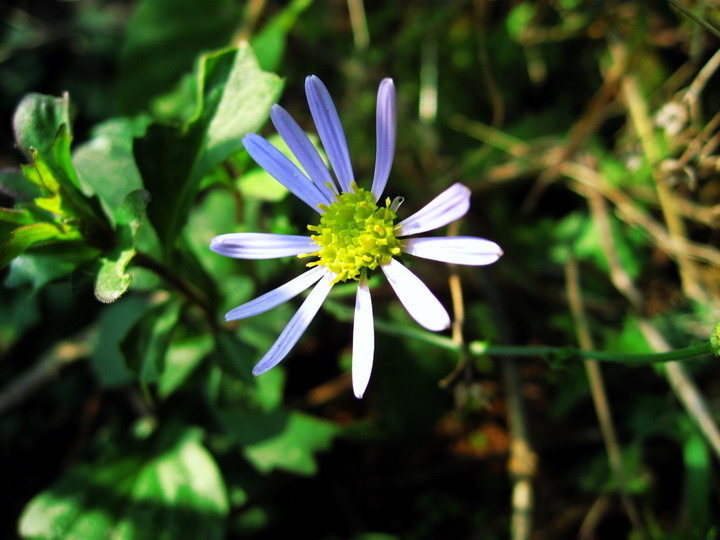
270,104,338,200
403,237,503,266
305,75,354,192
370,78,396,201
352,275,374,398
225,267,327,321
210,233,316,259
381,258,450,331
252,272,335,376
243,133,330,211
396,183,471,237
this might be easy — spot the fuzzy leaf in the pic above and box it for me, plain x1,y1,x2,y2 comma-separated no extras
94,190,150,303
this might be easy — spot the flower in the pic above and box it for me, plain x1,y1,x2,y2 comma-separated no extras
210,75,503,398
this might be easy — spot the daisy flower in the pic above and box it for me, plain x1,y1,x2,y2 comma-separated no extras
210,75,502,398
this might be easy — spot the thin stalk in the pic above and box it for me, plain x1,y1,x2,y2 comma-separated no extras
612,40,707,303
440,221,470,389
0,329,93,417
133,251,219,330
566,258,645,535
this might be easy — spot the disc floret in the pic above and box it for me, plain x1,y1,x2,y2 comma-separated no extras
304,182,401,283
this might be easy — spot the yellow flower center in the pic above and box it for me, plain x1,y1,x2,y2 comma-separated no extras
302,182,401,283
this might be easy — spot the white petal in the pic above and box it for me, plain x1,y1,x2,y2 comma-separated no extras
305,76,355,192
252,272,334,376
243,133,330,211
381,258,450,331
370,78,396,201
396,183,471,237
352,275,374,398
403,237,503,266
210,233,317,259
270,104,339,198
225,267,327,321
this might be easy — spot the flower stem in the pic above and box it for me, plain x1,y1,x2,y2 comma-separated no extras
373,320,713,364
468,342,713,364
322,299,714,364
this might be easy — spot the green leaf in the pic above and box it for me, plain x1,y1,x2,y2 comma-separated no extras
121,297,183,382
212,332,257,382
250,0,313,72
0,207,34,227
135,45,282,257
237,168,290,202
117,0,242,113
12,95,111,242
91,296,148,388
683,432,711,535
193,45,283,179
0,168,41,201
506,2,534,41
0,287,39,354
158,335,214,399
73,117,150,226
13,93,72,161
4,246,100,293
216,408,339,475
0,221,81,269
94,190,150,303
19,429,228,540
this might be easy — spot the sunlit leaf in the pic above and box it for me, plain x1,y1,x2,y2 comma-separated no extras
216,408,339,475
135,44,282,258
0,222,81,269
73,117,150,226
158,335,214,399
18,429,228,540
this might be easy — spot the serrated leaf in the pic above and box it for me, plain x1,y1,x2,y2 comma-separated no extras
13,101,111,249
0,222,81,269
121,297,183,382
0,208,34,226
217,408,339,475
94,190,150,303
18,429,228,540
